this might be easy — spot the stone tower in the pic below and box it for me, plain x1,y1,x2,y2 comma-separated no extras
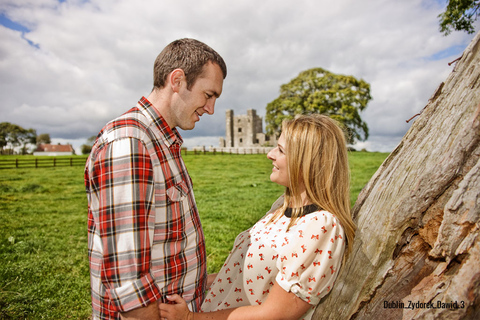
225,109,234,147
223,109,275,148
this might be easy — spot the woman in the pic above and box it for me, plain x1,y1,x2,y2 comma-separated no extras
159,114,356,320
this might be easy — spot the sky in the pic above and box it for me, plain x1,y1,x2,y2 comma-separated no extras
1,0,479,154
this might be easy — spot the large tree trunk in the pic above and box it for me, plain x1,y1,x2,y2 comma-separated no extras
313,31,480,320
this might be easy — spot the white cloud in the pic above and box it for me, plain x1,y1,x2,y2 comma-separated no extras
1,0,479,152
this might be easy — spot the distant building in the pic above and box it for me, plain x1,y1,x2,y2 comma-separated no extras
219,109,277,149
33,143,74,156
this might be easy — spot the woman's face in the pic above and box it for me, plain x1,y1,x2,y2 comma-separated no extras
267,133,289,187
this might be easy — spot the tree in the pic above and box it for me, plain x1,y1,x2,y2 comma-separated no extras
265,68,371,144
18,128,36,155
312,31,480,320
0,122,37,154
37,133,51,145
81,135,97,155
439,0,480,35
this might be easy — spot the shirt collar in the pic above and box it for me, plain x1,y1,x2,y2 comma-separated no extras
138,96,183,148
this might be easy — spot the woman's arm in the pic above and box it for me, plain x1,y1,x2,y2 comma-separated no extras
159,281,311,320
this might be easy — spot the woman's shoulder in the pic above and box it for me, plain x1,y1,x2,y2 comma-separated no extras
297,209,343,232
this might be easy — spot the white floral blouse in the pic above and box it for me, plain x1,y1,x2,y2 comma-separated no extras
201,196,346,320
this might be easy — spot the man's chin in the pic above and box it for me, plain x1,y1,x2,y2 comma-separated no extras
179,122,196,131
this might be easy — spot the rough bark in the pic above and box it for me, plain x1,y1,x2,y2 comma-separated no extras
313,31,480,320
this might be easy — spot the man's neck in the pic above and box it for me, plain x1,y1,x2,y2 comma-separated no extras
147,88,175,128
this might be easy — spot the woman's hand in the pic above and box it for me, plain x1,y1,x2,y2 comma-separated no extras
158,295,193,320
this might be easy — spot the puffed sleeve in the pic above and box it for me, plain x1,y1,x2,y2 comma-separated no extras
275,211,345,305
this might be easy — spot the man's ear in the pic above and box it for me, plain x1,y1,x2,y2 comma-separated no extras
169,69,185,93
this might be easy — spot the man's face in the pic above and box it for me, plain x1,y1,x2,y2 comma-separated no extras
171,62,224,130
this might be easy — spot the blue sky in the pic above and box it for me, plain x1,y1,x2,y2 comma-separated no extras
0,13,30,33
0,0,479,153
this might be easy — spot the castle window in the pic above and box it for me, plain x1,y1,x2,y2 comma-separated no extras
238,128,242,132
240,138,243,143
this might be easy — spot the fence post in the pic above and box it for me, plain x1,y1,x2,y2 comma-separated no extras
53,158,56,167
36,158,38,168
16,158,18,168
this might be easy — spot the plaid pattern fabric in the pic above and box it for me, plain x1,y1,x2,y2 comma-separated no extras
85,97,207,319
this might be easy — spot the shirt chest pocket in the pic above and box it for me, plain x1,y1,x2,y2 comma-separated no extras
166,180,189,202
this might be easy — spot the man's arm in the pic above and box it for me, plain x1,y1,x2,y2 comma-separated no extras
91,138,161,314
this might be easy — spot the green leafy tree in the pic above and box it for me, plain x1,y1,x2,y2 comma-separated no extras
439,0,480,35
18,128,37,154
37,133,51,145
81,135,97,155
0,122,36,154
265,67,371,144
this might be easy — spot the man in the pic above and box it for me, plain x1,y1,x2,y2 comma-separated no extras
85,38,227,319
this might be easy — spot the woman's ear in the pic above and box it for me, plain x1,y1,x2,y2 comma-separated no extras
169,68,185,93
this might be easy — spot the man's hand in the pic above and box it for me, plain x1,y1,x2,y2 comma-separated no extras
158,295,193,320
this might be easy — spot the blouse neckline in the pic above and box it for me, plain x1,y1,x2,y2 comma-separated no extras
284,204,320,218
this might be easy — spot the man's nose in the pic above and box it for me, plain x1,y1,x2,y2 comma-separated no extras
203,98,216,115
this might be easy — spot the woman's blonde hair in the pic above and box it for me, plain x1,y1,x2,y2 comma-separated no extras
269,114,356,256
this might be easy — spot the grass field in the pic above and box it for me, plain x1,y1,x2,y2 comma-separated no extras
0,151,388,319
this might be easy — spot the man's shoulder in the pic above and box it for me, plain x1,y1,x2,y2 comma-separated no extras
102,106,153,138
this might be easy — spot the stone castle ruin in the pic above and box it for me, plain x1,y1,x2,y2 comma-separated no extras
217,109,277,153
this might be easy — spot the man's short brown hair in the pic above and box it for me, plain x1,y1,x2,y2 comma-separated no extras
153,38,227,90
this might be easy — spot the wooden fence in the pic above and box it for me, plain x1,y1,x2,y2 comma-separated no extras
0,150,270,169
0,157,89,169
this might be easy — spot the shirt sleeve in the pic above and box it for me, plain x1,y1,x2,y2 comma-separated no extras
275,211,345,305
89,137,161,312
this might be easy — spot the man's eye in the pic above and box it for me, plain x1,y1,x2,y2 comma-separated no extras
205,93,212,99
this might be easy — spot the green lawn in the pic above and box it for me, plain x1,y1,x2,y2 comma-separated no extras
0,151,388,319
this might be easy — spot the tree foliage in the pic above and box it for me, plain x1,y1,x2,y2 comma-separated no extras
81,135,97,155
37,133,51,145
0,122,37,154
439,0,480,35
265,68,371,144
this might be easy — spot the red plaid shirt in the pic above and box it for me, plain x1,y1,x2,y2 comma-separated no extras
85,97,207,319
